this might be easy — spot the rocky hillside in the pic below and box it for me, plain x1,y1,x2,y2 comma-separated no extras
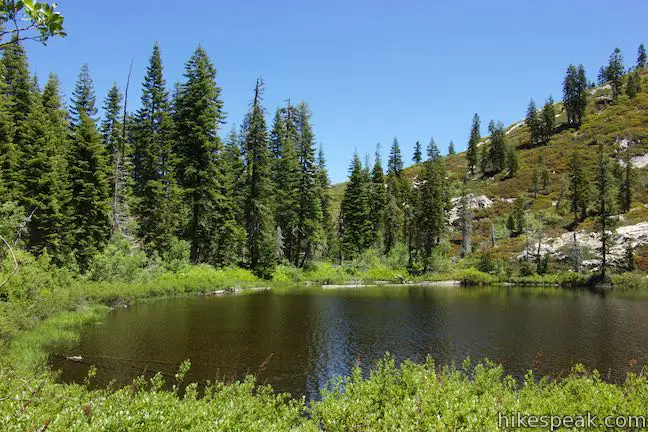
331,69,648,271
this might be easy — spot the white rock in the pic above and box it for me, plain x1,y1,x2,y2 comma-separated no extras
516,222,648,267
449,194,494,223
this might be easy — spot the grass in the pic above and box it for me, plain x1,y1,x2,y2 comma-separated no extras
6,305,107,373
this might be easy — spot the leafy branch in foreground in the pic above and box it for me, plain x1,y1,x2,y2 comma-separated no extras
0,0,65,48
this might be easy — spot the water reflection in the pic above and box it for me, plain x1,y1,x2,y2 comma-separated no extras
51,286,648,399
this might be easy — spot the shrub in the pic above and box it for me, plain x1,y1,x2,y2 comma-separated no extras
271,264,303,283
611,272,648,291
87,235,148,282
456,268,496,286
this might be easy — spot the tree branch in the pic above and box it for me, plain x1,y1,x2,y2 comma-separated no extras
0,234,19,293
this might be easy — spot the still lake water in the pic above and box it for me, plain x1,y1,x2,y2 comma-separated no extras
50,285,648,399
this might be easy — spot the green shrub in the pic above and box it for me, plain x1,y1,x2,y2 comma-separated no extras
87,235,148,282
455,268,496,285
611,272,648,291
271,264,303,283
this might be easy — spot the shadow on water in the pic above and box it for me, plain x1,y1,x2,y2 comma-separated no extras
49,285,648,400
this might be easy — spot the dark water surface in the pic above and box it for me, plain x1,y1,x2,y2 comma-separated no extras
50,285,648,399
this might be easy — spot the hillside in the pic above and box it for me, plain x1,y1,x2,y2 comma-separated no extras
331,69,648,272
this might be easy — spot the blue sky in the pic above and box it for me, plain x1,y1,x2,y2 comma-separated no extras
26,0,648,183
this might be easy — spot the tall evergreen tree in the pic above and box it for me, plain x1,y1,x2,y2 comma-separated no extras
383,186,402,255
619,143,633,213
637,43,646,69
594,139,618,280
626,69,641,98
0,62,14,204
486,120,506,173
575,65,588,125
40,73,72,258
448,140,455,155
316,145,332,257
412,141,422,164
466,113,480,175
223,126,246,222
69,63,97,126
426,137,440,161
540,96,556,142
100,84,122,165
293,102,323,267
387,137,404,177
506,143,518,177
270,104,300,263
1,37,32,201
368,145,386,248
175,46,243,266
526,99,541,147
385,137,405,252
131,43,180,256
240,79,276,275
607,48,625,101
415,155,448,271
568,151,588,223
458,181,472,258
20,89,67,260
67,113,111,269
563,65,587,126
339,152,372,259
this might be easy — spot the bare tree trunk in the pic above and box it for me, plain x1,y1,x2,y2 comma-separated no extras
112,58,134,235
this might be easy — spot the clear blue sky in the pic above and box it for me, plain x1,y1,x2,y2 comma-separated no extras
26,0,648,183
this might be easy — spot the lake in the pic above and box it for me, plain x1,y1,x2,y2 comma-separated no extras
50,285,648,399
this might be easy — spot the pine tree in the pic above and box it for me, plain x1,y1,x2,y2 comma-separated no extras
597,65,609,86
20,89,68,261
563,65,579,126
415,156,448,271
131,43,180,257
316,145,332,257
506,144,518,177
270,104,300,263
387,137,404,177
458,181,472,257
175,46,244,266
626,69,641,98
607,48,625,101
568,151,588,223
368,145,386,248
637,43,646,69
385,137,405,252
223,126,246,221
292,102,323,267
0,62,16,204
240,79,276,275
526,99,541,147
339,152,372,259
594,139,618,281
510,197,526,236
1,37,32,202
69,63,97,126
576,65,588,125
412,141,422,164
619,143,633,213
540,96,555,143
426,137,440,161
67,113,111,269
383,186,402,255
100,84,122,166
466,114,480,175
487,120,506,173
448,140,455,155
